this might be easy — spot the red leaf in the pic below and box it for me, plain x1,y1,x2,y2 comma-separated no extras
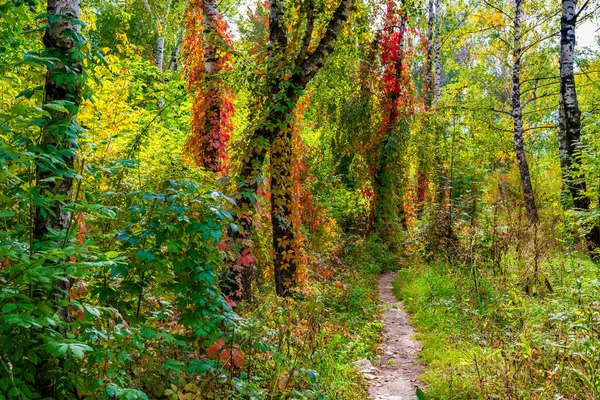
232,348,245,368
219,348,231,368
236,248,255,267
225,296,237,308
206,338,224,358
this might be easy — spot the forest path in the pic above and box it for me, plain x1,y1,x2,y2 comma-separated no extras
367,272,423,400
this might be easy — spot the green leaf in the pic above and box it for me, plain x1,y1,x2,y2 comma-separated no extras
37,303,54,315
416,387,426,400
307,369,318,385
28,351,39,364
44,102,68,113
68,343,92,359
160,359,184,373
135,250,155,262
84,305,101,317
94,50,109,67
2,303,17,313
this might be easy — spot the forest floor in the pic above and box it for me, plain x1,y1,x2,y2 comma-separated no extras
367,272,423,400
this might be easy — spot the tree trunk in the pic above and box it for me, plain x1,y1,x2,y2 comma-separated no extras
231,0,353,298
168,25,185,71
142,0,165,71
35,0,83,322
271,130,296,295
511,0,539,224
199,0,222,170
416,0,437,219
433,0,441,101
558,0,599,251
156,18,165,73
372,7,407,238
423,0,435,109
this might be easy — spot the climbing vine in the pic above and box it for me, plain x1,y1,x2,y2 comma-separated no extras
183,0,234,172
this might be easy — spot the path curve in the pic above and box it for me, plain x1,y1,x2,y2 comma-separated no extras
368,272,424,400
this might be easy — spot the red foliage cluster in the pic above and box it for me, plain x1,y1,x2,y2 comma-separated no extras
378,0,413,131
183,0,234,172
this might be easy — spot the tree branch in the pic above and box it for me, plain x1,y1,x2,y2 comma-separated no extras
300,0,354,85
296,0,315,66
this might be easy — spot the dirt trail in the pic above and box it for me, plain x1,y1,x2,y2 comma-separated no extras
367,272,424,400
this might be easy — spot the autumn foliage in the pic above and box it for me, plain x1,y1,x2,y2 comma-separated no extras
183,0,234,172
378,0,416,129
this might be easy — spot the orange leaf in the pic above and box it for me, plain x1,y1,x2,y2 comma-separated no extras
206,338,224,358
219,348,231,368
232,348,245,368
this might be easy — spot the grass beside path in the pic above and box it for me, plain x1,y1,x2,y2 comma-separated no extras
393,255,600,400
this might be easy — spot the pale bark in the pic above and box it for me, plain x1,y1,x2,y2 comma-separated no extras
558,0,600,250
156,17,165,72
142,0,165,71
203,0,217,75
511,0,539,223
36,0,83,322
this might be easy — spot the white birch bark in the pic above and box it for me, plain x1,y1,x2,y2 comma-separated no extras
511,0,539,223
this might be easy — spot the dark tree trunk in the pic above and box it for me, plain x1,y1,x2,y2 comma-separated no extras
417,0,440,217
433,0,441,101
423,0,435,109
231,0,354,298
511,0,539,224
558,0,600,251
35,0,83,322
167,25,184,71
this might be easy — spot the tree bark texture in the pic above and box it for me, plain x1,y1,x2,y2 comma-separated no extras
511,0,539,224
558,0,600,250
232,0,354,298
35,0,83,322
142,0,165,71
168,25,184,71
423,0,435,109
433,0,441,101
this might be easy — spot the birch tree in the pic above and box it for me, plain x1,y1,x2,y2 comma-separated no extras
558,0,600,250
34,0,83,322
511,0,539,223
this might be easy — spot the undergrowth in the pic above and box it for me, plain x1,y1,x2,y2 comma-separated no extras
394,251,600,399
209,236,386,399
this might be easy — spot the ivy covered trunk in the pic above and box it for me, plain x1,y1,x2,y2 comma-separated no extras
372,2,407,239
423,0,435,110
511,0,538,224
271,129,297,295
558,0,600,251
34,0,83,322
433,0,441,101
231,0,354,297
